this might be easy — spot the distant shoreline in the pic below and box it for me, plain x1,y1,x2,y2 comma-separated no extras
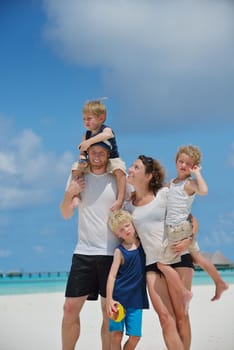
194,264,234,271
0,264,234,278
1,265,234,278
0,268,233,296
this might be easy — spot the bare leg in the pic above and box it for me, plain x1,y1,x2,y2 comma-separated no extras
110,169,126,211
101,297,111,350
62,295,87,350
147,272,184,350
110,331,122,350
158,262,193,314
71,196,80,208
110,331,140,350
172,267,194,350
123,336,141,349
192,252,229,301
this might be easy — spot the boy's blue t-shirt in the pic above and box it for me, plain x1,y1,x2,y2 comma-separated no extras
85,124,119,158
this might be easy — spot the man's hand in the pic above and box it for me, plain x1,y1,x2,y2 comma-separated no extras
67,177,85,197
60,177,86,219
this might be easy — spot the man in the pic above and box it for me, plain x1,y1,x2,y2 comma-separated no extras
60,141,124,350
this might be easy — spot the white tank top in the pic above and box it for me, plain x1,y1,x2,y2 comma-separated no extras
166,178,195,227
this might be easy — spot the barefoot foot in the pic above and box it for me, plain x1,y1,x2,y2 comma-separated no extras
211,281,229,301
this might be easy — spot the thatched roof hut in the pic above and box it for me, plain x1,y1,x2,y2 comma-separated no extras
196,251,233,269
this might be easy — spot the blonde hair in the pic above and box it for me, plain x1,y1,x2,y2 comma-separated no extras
82,100,107,121
176,144,202,165
108,210,133,233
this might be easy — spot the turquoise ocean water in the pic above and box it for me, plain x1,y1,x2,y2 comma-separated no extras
0,269,233,296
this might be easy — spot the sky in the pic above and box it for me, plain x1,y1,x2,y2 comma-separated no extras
0,0,233,273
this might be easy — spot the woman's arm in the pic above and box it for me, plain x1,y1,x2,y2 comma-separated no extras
171,214,199,254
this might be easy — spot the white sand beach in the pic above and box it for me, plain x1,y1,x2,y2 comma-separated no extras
0,284,233,350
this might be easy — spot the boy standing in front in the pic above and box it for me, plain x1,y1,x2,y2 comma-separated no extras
106,210,149,350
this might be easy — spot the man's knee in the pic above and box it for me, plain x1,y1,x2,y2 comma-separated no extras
63,300,79,322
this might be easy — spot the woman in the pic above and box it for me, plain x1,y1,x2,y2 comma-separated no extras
125,155,194,350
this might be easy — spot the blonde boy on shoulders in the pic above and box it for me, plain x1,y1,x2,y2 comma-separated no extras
71,99,126,211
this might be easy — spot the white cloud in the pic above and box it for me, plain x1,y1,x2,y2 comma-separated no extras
0,153,17,175
33,245,46,254
203,211,234,247
0,249,12,258
43,0,233,69
0,118,74,210
42,0,234,131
